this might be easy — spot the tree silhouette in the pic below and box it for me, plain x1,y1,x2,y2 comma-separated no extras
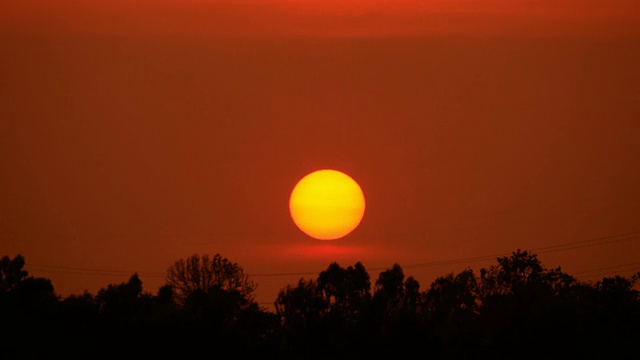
476,250,582,358
478,249,575,298
586,273,640,356
317,261,371,323
368,264,424,357
423,268,480,358
372,263,420,316
95,273,150,326
425,268,479,316
274,278,327,358
276,278,326,327
1,254,57,315
2,254,59,357
2,250,639,359
165,253,256,308
162,254,271,357
0,254,29,292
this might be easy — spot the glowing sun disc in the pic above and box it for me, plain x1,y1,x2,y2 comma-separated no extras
289,169,366,240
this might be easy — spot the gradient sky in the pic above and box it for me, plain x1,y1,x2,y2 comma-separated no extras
2,0,639,309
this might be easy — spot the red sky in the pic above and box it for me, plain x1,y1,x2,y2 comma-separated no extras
1,1,639,309
3,0,639,37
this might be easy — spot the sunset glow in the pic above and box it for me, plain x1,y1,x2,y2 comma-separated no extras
289,169,365,240
2,0,639,348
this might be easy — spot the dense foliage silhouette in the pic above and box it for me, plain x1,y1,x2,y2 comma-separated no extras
2,250,638,359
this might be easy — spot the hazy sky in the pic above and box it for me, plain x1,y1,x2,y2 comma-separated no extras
2,0,639,308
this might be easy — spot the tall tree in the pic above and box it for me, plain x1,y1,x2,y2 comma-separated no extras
372,263,419,316
478,249,575,300
425,268,479,317
165,253,256,307
0,254,29,293
317,261,371,322
95,273,150,327
423,268,480,358
1,254,58,311
476,250,580,359
1,254,60,357
275,278,327,328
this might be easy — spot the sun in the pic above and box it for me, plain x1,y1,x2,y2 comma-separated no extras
289,169,366,240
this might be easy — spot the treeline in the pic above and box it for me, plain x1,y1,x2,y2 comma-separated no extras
2,250,639,359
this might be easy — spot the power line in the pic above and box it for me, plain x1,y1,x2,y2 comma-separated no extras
250,271,319,278
533,231,640,253
29,263,165,277
399,231,640,272
27,230,640,280
573,261,640,278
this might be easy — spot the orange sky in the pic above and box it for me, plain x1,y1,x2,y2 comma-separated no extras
3,0,639,37
1,0,639,309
